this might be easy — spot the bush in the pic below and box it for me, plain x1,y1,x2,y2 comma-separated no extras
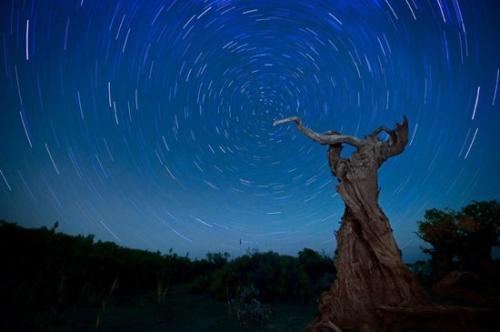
208,251,312,302
0,221,336,313
228,285,272,326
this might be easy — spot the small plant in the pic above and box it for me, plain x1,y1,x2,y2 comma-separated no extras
156,265,172,305
156,278,169,305
228,285,271,327
95,277,120,330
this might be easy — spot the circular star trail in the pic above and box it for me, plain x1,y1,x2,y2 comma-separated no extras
1,0,499,259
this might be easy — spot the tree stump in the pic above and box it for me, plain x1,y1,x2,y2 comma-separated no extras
274,116,431,331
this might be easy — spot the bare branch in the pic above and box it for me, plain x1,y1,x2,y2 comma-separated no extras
272,116,300,126
379,116,409,158
273,116,362,147
370,126,392,137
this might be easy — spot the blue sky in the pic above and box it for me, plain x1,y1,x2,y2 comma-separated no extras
1,0,499,261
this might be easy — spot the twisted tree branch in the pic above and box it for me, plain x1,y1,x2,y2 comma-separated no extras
273,116,362,147
379,116,409,158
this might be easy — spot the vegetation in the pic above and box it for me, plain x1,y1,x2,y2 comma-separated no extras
0,220,332,330
417,200,500,281
0,199,498,330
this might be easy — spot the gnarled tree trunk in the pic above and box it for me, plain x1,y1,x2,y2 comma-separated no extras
273,116,431,331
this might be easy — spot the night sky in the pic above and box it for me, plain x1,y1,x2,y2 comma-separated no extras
1,0,499,260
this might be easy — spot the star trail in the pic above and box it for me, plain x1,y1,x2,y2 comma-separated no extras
1,0,499,260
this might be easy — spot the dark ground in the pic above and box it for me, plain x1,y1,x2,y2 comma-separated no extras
3,284,317,332
1,219,499,331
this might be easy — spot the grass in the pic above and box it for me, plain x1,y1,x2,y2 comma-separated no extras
2,284,318,331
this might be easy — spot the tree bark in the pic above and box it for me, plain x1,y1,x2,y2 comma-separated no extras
274,116,431,331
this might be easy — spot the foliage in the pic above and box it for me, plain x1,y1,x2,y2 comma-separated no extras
0,220,335,325
190,249,334,303
417,200,500,280
227,285,272,327
298,248,336,295
1,199,498,330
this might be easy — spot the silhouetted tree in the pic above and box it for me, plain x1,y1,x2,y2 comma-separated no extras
418,200,500,280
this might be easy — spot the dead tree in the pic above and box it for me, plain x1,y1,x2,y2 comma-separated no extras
273,116,431,331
